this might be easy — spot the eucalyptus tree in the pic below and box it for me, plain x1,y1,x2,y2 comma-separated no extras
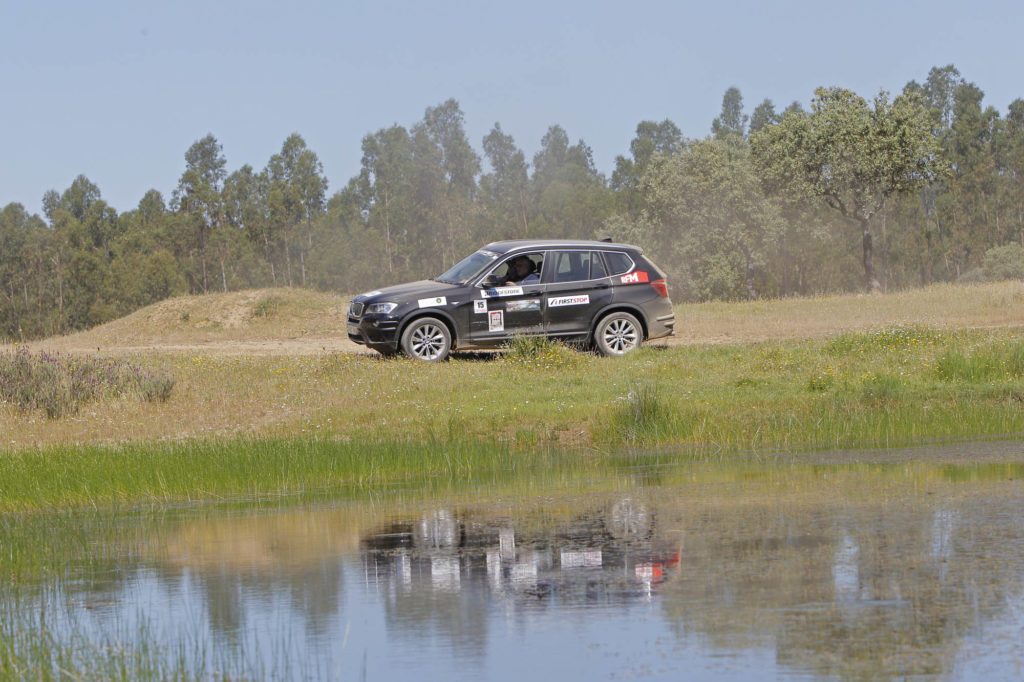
531,125,612,239
223,164,275,282
711,87,748,140
749,99,779,135
1000,99,1024,246
42,174,102,225
611,119,684,213
751,87,944,291
172,134,227,293
356,125,415,276
417,99,481,266
264,133,328,286
480,122,530,237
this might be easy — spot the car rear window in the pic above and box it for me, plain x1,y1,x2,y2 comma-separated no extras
604,251,634,276
551,251,606,283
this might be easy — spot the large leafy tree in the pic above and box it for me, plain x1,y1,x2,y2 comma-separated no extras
614,138,782,300
752,87,944,291
611,119,684,213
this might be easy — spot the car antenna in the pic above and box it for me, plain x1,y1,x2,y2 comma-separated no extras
600,237,612,243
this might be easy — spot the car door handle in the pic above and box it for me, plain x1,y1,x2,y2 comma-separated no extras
524,289,542,296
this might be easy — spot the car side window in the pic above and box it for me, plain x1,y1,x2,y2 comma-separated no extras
493,252,544,284
604,251,634,276
552,251,599,283
590,251,608,279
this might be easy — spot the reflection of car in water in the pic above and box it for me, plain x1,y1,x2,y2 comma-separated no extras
347,239,675,361
360,503,681,603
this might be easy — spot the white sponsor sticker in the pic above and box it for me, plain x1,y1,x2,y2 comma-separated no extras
481,285,524,298
417,296,447,308
474,299,488,314
488,310,504,332
547,295,590,307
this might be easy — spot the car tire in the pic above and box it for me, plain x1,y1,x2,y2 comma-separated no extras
594,312,642,356
400,317,452,362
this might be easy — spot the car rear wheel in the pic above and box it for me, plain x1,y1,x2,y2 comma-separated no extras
400,317,452,362
594,312,642,356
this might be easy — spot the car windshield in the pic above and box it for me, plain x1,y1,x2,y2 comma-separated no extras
436,250,499,284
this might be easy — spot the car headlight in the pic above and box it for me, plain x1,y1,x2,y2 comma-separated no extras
366,302,398,315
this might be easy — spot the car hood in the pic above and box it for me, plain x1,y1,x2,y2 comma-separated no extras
352,280,465,304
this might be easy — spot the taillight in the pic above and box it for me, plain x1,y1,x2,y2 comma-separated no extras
650,279,669,297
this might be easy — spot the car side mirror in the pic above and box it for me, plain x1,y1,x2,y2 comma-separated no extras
480,274,504,288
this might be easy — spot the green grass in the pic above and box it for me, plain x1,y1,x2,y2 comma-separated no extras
6,326,1024,509
0,437,603,512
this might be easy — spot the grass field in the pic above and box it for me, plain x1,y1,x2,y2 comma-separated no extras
2,282,1024,509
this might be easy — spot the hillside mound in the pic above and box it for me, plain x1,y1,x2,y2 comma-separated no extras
28,288,361,356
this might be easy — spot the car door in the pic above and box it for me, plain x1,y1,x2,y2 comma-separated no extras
542,250,614,339
468,252,546,343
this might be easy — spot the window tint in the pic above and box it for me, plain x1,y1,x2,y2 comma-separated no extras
604,251,634,276
552,251,597,283
590,251,608,279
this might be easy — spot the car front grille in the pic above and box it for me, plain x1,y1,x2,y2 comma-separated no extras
348,301,364,319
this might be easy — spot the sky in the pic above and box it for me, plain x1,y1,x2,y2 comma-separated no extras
2,0,1022,216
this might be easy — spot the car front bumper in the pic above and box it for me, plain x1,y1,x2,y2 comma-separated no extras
347,315,401,351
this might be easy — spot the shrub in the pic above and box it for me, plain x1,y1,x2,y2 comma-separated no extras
0,349,175,419
501,335,580,368
980,244,1024,282
253,294,284,318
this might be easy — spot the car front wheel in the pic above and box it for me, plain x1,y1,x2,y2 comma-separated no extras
400,317,452,362
594,312,642,356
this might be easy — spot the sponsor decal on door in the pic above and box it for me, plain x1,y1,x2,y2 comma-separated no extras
474,299,488,314
547,295,590,307
417,296,447,308
506,299,540,312
620,271,649,284
488,310,504,332
481,285,524,298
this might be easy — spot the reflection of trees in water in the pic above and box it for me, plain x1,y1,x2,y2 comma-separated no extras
656,496,1024,680
11,480,1024,679
152,508,358,639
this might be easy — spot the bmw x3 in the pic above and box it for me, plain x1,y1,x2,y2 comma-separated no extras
347,239,674,361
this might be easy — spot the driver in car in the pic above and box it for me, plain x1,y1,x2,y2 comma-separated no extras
505,256,540,285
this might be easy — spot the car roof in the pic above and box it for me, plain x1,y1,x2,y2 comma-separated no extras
482,239,642,255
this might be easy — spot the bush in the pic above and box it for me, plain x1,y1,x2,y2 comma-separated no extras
0,349,175,419
979,244,1024,282
501,335,580,368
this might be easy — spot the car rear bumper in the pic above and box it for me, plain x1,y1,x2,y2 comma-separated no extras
647,312,675,340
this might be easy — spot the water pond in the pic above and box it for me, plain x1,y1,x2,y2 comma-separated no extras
4,441,1024,680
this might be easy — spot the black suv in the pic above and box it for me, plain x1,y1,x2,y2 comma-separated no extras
347,239,674,361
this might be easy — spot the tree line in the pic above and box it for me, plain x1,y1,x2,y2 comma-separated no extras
2,64,1023,341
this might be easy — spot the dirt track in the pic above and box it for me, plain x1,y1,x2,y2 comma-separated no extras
28,334,684,357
